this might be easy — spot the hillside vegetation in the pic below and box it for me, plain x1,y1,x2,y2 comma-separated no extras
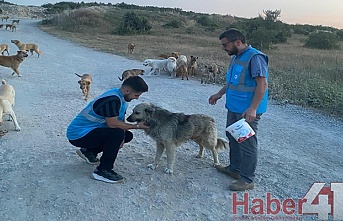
31,2,343,118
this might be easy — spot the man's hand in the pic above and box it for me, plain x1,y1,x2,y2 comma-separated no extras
242,107,257,122
209,93,222,105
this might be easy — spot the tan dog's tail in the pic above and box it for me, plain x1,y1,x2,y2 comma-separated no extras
75,73,83,78
216,137,229,151
2,79,6,85
118,76,123,81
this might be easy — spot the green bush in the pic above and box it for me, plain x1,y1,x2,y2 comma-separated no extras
163,20,182,28
116,12,151,35
336,29,343,41
304,32,339,49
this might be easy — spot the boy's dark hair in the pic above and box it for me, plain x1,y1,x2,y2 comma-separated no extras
122,76,148,92
219,28,246,44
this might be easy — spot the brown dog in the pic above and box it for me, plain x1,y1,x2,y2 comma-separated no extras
5,24,13,30
202,63,218,84
188,55,198,76
118,69,144,81
128,43,135,54
0,80,21,131
0,44,10,55
1,16,9,22
176,60,188,80
75,73,92,100
11,40,41,57
0,50,28,77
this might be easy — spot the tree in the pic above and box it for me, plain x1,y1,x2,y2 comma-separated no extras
262,9,281,22
305,32,339,49
116,12,151,35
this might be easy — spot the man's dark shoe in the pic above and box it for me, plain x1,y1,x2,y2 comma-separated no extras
76,148,100,165
92,169,124,184
229,178,254,191
215,165,241,180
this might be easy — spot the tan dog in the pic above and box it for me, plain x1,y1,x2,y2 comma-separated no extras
0,50,28,77
202,63,218,84
176,60,188,80
11,40,41,57
75,73,92,100
0,44,10,55
128,43,135,54
158,52,179,59
0,80,21,131
1,16,9,22
118,69,144,81
188,55,198,76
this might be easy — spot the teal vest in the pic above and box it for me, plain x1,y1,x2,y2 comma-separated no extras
225,47,268,114
66,88,127,140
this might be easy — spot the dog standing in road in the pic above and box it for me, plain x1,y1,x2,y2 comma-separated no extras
11,40,41,57
0,80,21,131
0,44,10,55
75,73,92,100
118,69,144,81
0,50,28,77
127,103,229,174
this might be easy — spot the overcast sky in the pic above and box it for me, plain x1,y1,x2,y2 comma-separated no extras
10,0,343,29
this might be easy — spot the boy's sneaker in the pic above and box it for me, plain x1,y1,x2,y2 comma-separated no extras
76,148,100,165
91,169,124,184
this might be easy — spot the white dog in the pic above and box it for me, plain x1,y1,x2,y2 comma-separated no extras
0,80,21,131
166,57,177,78
176,55,187,68
143,59,168,76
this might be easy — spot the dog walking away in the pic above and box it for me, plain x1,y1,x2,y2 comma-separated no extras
11,40,41,57
118,69,144,81
0,80,21,131
0,50,28,77
75,73,92,100
0,44,10,55
127,103,229,174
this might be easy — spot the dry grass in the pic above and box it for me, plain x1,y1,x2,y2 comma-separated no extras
38,6,343,118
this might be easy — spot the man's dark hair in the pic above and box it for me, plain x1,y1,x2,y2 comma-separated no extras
122,76,148,92
219,28,246,44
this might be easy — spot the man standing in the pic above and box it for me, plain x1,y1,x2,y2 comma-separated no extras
209,28,268,191
67,76,149,184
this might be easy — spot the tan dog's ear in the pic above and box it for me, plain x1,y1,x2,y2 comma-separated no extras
78,80,81,84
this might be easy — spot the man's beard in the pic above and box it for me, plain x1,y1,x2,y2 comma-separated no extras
226,47,238,56
124,94,131,102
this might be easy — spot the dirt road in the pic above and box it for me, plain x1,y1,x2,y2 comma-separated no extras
0,19,342,221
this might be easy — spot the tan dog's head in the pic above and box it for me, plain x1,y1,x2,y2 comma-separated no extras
190,55,198,65
78,79,90,95
205,63,218,74
11,40,20,45
126,103,155,124
17,50,28,58
171,52,179,59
